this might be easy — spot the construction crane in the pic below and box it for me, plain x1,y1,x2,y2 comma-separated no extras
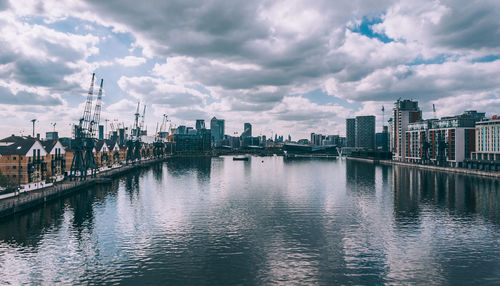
140,105,146,134
89,78,103,138
81,73,95,137
69,73,103,180
153,114,169,158
382,105,385,127
126,102,144,164
133,102,140,138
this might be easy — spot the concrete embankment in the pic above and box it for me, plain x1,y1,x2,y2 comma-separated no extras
0,158,166,219
379,160,500,179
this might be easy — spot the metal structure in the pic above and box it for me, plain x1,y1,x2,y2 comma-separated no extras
69,73,104,180
126,102,145,164
153,114,168,158
31,119,37,137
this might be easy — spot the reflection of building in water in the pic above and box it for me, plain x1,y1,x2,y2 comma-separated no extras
345,160,375,192
392,166,500,224
0,183,113,245
166,157,212,181
392,166,421,222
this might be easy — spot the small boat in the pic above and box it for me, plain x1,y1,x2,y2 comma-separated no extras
233,156,249,161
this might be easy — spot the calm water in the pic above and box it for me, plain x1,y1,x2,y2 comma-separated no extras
0,157,499,285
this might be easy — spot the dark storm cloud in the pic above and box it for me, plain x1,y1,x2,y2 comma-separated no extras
434,0,500,50
0,0,9,11
0,86,63,106
84,0,375,90
86,0,268,58
13,59,77,87
336,61,500,102
85,0,499,108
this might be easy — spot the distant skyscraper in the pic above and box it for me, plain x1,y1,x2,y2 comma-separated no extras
346,118,356,147
98,125,104,140
241,123,252,138
176,125,187,134
210,117,225,147
392,99,422,160
355,116,376,149
46,131,58,141
196,119,205,130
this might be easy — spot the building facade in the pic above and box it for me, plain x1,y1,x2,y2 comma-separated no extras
405,111,484,167
346,118,356,147
195,119,205,130
355,115,375,149
241,123,252,138
41,140,66,182
392,99,422,161
472,117,500,162
210,117,225,147
405,120,434,163
0,136,48,190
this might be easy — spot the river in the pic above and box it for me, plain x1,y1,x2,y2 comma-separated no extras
0,156,499,285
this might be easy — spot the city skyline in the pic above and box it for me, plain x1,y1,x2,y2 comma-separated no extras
0,0,499,139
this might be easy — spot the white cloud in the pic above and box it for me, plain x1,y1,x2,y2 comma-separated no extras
0,0,499,139
115,56,146,67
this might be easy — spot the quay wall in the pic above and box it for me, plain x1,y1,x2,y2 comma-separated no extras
0,158,165,219
379,160,500,179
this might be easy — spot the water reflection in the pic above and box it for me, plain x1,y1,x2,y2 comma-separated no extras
165,156,211,183
345,160,376,194
0,158,499,285
393,166,500,223
0,183,113,247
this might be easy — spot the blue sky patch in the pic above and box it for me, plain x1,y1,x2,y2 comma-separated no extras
350,16,393,43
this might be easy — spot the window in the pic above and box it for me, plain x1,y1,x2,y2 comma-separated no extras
13,156,16,160
13,166,16,169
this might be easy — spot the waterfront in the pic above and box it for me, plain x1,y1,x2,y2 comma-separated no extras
0,157,499,285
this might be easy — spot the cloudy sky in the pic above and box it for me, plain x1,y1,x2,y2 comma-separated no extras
0,0,498,140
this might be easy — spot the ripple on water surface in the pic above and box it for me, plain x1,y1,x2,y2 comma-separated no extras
0,157,499,285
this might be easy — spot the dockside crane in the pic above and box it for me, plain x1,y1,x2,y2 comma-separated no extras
153,114,168,158
126,102,144,164
69,73,104,180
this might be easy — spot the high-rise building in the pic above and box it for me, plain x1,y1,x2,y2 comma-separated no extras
210,117,225,147
376,126,389,151
195,119,205,130
98,125,104,140
310,133,325,145
346,118,356,147
242,123,252,138
176,125,187,134
355,115,376,149
392,99,422,160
